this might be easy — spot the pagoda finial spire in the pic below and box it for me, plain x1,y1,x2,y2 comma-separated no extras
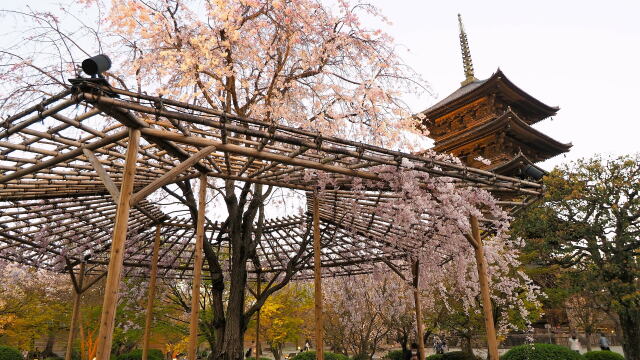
458,14,478,86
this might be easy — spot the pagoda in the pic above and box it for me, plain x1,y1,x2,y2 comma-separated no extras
418,15,571,180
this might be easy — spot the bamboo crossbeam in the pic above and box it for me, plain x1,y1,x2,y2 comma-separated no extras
0,128,129,184
85,90,541,189
0,89,72,129
0,97,78,139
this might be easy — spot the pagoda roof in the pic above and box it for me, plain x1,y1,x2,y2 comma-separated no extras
420,69,559,124
487,151,548,180
434,108,572,159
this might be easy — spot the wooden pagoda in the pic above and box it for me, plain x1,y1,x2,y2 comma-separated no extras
418,15,571,180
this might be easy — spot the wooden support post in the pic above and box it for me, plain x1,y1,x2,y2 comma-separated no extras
411,260,425,360
312,193,324,360
188,174,207,360
95,128,141,360
256,272,262,358
470,215,499,360
65,262,85,360
142,224,162,360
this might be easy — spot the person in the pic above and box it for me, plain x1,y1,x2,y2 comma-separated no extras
304,340,311,352
433,336,444,355
599,333,611,351
568,334,581,353
409,343,419,360
245,347,252,359
440,335,448,353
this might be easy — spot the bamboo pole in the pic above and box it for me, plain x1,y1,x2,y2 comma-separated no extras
188,174,207,360
95,128,141,360
411,260,425,360
312,193,324,360
142,224,162,360
65,262,85,360
470,215,499,360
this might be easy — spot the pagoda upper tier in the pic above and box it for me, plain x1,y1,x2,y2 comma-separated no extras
417,69,572,177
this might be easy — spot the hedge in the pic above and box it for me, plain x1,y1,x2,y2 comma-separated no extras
115,349,164,360
583,351,625,360
426,355,444,360
441,352,480,360
501,344,584,360
0,346,23,360
289,351,348,360
383,350,405,360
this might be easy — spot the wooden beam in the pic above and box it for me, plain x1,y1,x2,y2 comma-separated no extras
411,260,425,360
95,128,141,360
65,262,85,360
142,224,162,360
130,145,216,206
188,174,207,360
83,149,121,200
470,215,499,360
83,148,165,223
312,193,324,360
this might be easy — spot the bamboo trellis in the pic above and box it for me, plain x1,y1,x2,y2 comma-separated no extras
0,80,541,280
0,79,542,360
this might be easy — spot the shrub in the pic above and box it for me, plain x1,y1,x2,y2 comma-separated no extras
384,350,405,360
426,355,444,360
115,349,163,360
44,357,64,360
246,358,271,360
501,344,584,360
0,346,23,360
584,351,625,360
442,352,480,360
351,354,369,360
289,351,348,360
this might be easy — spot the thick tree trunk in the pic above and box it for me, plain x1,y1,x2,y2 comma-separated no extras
619,308,640,360
270,344,283,360
461,336,473,355
43,332,56,357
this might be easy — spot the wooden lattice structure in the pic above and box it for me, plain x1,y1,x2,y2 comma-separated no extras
0,80,543,360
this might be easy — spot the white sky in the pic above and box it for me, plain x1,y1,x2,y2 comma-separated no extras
4,0,640,171
368,0,640,169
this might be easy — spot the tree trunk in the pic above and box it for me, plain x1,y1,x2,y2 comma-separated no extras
44,331,56,357
461,336,473,355
270,343,283,360
585,331,592,352
619,308,640,360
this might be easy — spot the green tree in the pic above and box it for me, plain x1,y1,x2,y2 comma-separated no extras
513,154,640,360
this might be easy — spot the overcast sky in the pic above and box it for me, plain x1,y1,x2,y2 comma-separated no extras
368,0,640,169
4,0,639,171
